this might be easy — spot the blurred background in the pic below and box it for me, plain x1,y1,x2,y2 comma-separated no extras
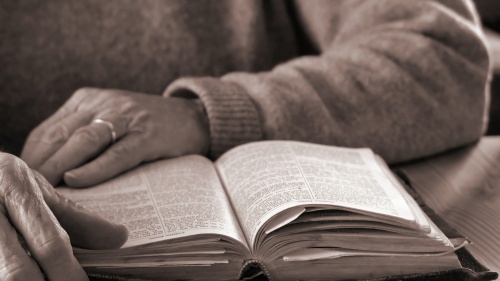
475,0,500,135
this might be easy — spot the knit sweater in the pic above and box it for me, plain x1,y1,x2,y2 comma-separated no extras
0,0,490,163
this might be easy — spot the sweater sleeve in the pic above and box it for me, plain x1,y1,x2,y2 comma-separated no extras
164,0,490,163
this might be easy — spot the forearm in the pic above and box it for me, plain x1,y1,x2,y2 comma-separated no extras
165,0,490,163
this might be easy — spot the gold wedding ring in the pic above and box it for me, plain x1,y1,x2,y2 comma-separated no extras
92,118,117,143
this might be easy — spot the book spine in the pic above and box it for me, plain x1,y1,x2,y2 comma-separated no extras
238,259,274,281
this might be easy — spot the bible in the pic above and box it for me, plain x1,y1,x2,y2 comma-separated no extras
58,141,468,281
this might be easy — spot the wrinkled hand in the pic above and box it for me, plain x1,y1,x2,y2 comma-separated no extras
21,88,209,187
0,153,128,281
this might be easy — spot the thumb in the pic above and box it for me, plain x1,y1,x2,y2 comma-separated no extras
33,171,128,249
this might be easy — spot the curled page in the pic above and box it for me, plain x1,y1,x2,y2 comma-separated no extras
215,141,418,248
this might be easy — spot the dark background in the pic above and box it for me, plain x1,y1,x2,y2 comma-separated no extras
475,0,500,135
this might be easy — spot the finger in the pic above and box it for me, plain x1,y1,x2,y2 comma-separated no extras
21,113,92,169
33,171,128,249
21,87,105,168
22,88,100,154
0,214,44,281
36,122,115,186
36,115,129,186
64,135,144,188
2,161,88,281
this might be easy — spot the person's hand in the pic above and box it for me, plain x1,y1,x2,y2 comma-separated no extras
0,152,128,281
21,88,210,187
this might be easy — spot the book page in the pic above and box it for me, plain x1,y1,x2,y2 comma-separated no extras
215,141,416,248
58,155,247,248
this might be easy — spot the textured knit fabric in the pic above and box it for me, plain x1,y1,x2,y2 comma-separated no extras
0,0,490,163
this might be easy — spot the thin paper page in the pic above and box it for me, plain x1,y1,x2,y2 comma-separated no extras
282,248,453,261
291,142,414,221
215,141,416,248
58,155,246,248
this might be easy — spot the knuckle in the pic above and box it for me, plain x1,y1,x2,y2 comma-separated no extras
96,142,139,171
119,96,138,112
0,155,30,195
41,125,71,145
72,87,94,99
74,127,103,146
109,143,132,160
106,141,142,170
72,87,100,107
7,189,37,212
0,153,20,168
25,127,42,143
135,110,152,123
74,87,117,100
34,232,73,263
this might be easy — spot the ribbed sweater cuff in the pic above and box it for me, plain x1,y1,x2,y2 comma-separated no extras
164,77,263,159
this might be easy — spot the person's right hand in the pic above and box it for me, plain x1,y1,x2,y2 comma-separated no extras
0,152,128,281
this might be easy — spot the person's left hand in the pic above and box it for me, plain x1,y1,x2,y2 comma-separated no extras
21,88,209,188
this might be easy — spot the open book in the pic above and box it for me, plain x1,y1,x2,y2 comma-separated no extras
58,141,464,281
